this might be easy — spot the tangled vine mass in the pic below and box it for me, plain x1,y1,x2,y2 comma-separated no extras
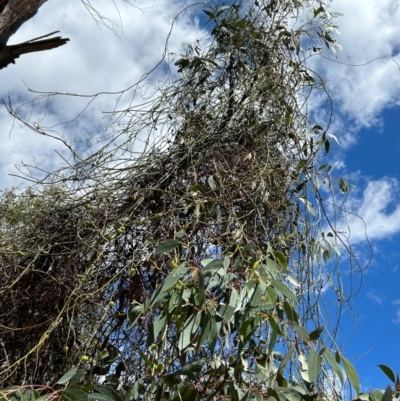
0,1,362,400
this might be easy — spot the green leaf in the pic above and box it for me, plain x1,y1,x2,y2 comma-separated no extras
299,197,316,216
281,391,302,401
255,362,269,382
178,312,202,350
369,391,385,401
274,251,288,273
62,389,88,401
175,230,186,238
277,343,295,374
323,348,344,386
92,386,124,401
155,239,181,255
196,312,209,351
342,355,360,395
378,365,396,383
309,326,324,341
217,303,235,322
339,178,350,194
314,6,325,17
293,325,310,341
149,264,187,306
324,138,330,155
70,369,85,386
283,301,298,324
88,394,112,401
381,385,393,401
202,259,224,273
148,312,167,346
175,359,205,380
268,314,282,335
307,347,321,383
139,351,154,368
268,388,281,401
271,279,298,303
127,303,144,327
57,367,78,384
197,272,206,307
207,316,218,354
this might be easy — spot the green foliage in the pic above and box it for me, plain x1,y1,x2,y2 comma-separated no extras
0,0,380,401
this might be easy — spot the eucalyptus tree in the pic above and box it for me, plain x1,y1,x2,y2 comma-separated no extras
0,1,368,400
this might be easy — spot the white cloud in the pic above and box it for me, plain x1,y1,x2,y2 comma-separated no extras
342,178,400,243
0,0,206,189
392,310,400,324
307,0,400,145
366,289,383,305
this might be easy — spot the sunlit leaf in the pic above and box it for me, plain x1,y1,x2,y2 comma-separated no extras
293,325,310,340
307,347,321,382
342,355,360,395
323,348,344,386
271,279,298,303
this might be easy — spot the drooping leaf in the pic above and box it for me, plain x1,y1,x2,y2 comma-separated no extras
207,316,218,354
255,362,269,382
277,343,295,374
271,280,298,303
217,303,235,322
299,197,316,216
342,355,360,395
178,312,202,350
149,264,187,307
293,325,310,341
148,312,167,346
197,272,206,306
307,347,321,383
268,314,282,336
273,251,288,273
322,348,344,386
298,354,309,382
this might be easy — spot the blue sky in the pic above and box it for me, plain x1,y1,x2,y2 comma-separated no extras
0,0,399,393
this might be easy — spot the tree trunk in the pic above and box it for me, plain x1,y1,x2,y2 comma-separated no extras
0,0,69,69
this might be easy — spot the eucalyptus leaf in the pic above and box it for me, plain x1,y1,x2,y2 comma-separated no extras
342,355,360,395
62,389,88,401
155,239,181,255
378,365,395,383
57,367,78,384
322,348,344,386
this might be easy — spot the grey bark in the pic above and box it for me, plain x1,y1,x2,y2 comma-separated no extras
0,0,69,69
